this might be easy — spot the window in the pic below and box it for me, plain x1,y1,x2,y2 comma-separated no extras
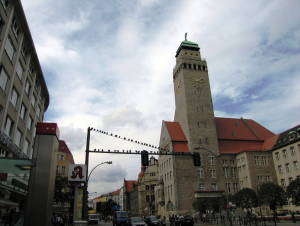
226,183,231,192
265,175,271,181
212,183,217,191
31,95,36,108
262,156,268,165
1,0,9,11
24,79,31,95
224,167,229,178
12,16,20,38
14,129,22,147
286,163,291,172
230,160,235,165
4,116,13,137
146,185,149,191
20,103,26,120
288,177,293,183
0,67,8,91
210,170,216,178
5,37,15,61
238,166,241,171
150,184,155,190
275,152,280,160
57,154,59,160
241,157,245,162
290,147,296,156
199,183,205,191
16,61,24,81
29,63,34,77
170,185,172,194
242,165,246,171
35,78,40,91
146,195,150,202
278,165,283,173
209,156,214,165
258,175,263,181
21,43,28,60
10,87,19,108
62,166,66,174
254,156,260,165
56,165,59,173
293,161,299,170
281,179,286,189
198,169,204,178
222,159,228,165
27,116,33,131
60,154,64,160
244,176,248,181
231,167,237,177
283,150,288,158
151,195,155,202
233,183,239,192
36,105,41,118
170,171,172,179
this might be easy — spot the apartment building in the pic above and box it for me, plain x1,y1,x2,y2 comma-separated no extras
0,0,49,218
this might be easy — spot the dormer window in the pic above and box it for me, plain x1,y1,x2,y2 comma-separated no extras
297,128,300,137
288,131,296,140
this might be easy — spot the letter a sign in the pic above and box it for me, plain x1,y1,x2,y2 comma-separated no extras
68,164,87,182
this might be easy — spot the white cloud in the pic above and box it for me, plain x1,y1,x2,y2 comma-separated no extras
21,0,300,195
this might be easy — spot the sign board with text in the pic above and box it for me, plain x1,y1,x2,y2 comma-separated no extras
68,164,87,182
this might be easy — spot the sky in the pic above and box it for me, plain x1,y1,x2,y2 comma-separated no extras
21,0,300,198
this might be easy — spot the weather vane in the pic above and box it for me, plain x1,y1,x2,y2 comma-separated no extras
185,32,187,41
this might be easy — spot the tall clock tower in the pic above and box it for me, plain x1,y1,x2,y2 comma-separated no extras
173,36,219,155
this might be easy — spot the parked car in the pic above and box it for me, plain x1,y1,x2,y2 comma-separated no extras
145,216,166,226
129,217,147,226
175,216,194,226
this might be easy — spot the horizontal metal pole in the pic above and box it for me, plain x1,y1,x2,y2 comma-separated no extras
88,150,198,156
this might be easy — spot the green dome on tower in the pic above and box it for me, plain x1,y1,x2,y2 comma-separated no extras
175,33,200,57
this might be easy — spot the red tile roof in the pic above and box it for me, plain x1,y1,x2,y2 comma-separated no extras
218,140,264,154
165,122,187,141
125,180,137,193
172,141,189,153
215,117,275,141
261,134,280,151
111,189,121,196
59,140,72,154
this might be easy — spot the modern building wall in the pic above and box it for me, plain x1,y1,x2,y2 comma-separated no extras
0,0,49,218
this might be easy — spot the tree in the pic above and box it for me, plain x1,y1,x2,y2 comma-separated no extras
219,194,235,210
258,182,287,212
286,178,300,206
234,188,258,213
53,173,72,205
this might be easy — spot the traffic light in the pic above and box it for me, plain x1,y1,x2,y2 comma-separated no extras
193,153,201,166
141,151,149,166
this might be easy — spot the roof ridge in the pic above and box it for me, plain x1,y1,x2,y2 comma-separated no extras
241,117,260,138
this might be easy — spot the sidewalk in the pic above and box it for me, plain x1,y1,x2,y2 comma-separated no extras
194,221,300,226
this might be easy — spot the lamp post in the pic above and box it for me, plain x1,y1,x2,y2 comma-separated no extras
194,146,231,225
87,161,113,182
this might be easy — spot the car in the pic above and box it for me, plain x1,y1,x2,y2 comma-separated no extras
129,217,147,226
145,216,166,226
88,214,99,225
175,215,194,226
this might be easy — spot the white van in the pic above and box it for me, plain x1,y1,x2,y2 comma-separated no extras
88,214,99,225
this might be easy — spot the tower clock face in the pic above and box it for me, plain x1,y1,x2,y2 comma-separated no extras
175,79,182,94
190,75,204,88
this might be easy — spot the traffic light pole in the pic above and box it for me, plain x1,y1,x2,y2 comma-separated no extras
82,127,91,221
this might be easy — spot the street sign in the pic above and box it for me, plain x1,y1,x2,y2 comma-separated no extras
112,205,121,210
226,204,230,209
68,164,87,182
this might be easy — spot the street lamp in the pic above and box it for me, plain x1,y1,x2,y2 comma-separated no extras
88,161,113,182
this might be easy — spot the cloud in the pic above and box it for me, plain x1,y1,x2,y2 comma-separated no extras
59,124,86,152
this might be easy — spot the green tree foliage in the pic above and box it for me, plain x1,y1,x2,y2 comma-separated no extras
234,188,258,211
286,178,300,206
97,199,117,216
53,173,72,205
258,182,286,211
219,194,235,210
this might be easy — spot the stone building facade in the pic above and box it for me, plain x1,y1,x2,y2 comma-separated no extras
156,37,277,217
